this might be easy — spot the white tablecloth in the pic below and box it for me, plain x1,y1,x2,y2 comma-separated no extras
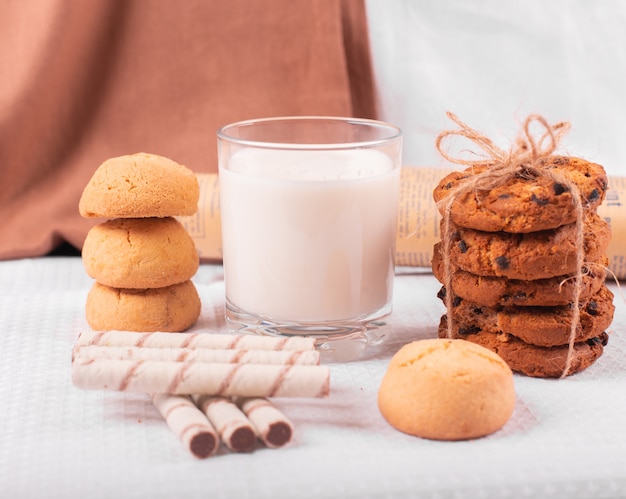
1,257,625,499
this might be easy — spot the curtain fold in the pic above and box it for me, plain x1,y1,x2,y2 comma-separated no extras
0,0,377,259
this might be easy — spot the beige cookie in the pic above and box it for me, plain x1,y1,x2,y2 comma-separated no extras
86,280,201,332
378,338,515,441
79,152,199,218
82,217,199,289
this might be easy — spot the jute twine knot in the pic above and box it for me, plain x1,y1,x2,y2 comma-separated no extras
435,112,582,378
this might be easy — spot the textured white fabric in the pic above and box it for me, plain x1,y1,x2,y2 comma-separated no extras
0,257,625,498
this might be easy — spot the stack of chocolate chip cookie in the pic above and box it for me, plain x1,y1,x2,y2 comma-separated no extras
79,153,201,332
432,155,614,377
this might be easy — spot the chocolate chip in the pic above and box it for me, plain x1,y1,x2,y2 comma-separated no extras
586,301,598,316
472,306,483,315
437,287,462,307
531,193,549,205
495,255,510,269
599,332,609,346
498,194,512,199
586,332,608,347
553,183,568,195
445,182,454,190
458,240,468,253
587,189,600,203
458,325,481,336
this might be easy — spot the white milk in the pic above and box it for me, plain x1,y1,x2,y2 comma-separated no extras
219,148,400,323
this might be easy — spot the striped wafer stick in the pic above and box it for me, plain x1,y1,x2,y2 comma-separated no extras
72,358,330,398
73,345,320,365
76,330,316,351
151,394,219,459
193,395,256,453
237,397,294,448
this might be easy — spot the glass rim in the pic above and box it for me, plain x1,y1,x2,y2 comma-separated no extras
216,115,403,150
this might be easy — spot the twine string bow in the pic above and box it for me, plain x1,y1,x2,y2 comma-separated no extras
435,112,582,378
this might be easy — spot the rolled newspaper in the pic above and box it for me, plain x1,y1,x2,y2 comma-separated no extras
72,358,330,398
237,397,294,448
193,395,256,453
151,393,219,459
76,330,316,352
73,345,320,366
180,168,626,279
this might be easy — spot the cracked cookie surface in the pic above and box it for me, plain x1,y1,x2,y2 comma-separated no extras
86,280,201,332
82,217,199,288
79,152,199,218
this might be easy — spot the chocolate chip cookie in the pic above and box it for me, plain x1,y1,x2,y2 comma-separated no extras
439,315,608,378
433,155,608,233
441,212,610,280
438,285,614,348
432,244,608,306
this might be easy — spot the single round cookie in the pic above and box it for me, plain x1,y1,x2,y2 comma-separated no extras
378,338,515,441
86,280,201,332
79,152,199,218
439,317,608,378
433,156,608,233
439,285,614,347
82,217,199,289
443,212,610,280
432,245,608,307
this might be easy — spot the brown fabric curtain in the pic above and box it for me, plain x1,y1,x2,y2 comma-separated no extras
0,0,377,259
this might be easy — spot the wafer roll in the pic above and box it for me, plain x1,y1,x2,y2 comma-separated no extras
72,359,330,398
151,394,218,459
193,395,256,452
73,345,320,365
237,397,294,448
77,330,316,351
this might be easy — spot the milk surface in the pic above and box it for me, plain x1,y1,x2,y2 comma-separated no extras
220,148,400,322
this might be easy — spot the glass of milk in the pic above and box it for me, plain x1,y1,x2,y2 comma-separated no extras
217,117,402,355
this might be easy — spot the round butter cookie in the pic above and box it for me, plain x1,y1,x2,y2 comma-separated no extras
79,152,199,218
439,285,614,348
432,245,608,307
439,317,608,378
86,280,201,332
443,212,610,280
378,338,515,441
433,156,608,233
82,217,199,289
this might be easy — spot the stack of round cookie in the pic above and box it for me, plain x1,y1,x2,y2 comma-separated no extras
79,153,201,332
432,155,615,377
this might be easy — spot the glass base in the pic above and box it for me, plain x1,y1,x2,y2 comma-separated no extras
224,300,391,362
